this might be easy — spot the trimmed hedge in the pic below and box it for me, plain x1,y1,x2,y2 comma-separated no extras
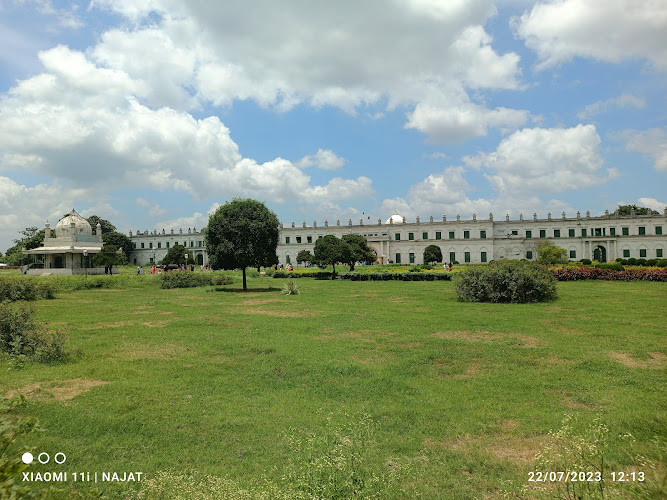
159,272,234,289
552,267,667,282
272,271,334,279
455,260,557,303
593,262,625,271
338,272,452,281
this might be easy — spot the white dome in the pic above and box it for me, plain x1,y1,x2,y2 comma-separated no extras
385,212,405,224
55,209,92,238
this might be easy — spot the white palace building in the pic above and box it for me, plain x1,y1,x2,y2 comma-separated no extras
128,208,667,267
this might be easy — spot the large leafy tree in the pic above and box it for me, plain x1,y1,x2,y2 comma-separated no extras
423,245,443,264
312,235,350,277
341,234,375,271
538,245,568,265
102,232,133,259
296,249,313,265
159,244,188,265
612,204,658,216
86,216,117,234
3,227,54,266
93,245,127,268
205,198,280,291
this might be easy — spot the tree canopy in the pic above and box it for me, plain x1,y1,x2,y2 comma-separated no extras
86,216,117,234
312,235,351,276
341,234,376,271
612,204,659,216
205,198,280,291
296,249,314,265
538,244,568,265
160,244,188,265
423,245,443,264
93,245,127,267
102,231,133,259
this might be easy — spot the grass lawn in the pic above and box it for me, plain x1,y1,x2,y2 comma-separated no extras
2,274,665,499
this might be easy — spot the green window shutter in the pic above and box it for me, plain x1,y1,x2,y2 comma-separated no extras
610,228,615,236
409,253,415,263
526,251,533,259
554,230,560,238
435,232,441,240
540,229,546,238
422,232,428,240
464,252,470,263
157,242,161,249
395,253,401,263
623,249,630,258
286,255,291,264
464,230,470,239
166,242,169,248
639,227,646,235
449,231,455,239
481,251,487,263
657,249,663,257
149,242,153,249
568,229,575,237
296,237,301,243
307,236,312,243
622,227,629,236
286,237,290,244
581,229,587,237
141,243,144,248
395,233,400,241
570,250,576,259
409,232,414,241
480,230,486,239
640,249,647,257
655,226,662,235
526,230,532,239
449,252,456,263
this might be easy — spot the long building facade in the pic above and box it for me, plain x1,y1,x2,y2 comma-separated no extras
128,209,667,267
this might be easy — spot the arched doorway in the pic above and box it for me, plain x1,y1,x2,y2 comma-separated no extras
593,245,607,263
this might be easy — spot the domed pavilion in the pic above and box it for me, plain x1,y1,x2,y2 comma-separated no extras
22,209,104,275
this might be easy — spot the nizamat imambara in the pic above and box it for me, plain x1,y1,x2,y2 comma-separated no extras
24,207,667,274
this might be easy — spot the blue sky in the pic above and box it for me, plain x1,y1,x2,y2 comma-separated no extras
0,0,665,251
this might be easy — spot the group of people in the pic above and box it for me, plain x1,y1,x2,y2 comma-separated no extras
443,262,453,271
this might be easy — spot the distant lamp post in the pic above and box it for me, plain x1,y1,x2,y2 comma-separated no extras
83,249,88,279
184,253,189,270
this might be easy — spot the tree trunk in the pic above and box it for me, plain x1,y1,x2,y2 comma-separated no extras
242,267,247,291
349,261,355,271
332,263,336,278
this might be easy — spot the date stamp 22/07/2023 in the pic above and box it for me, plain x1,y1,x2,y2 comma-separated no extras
528,471,645,483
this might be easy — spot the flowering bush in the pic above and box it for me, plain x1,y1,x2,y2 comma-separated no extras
552,267,667,282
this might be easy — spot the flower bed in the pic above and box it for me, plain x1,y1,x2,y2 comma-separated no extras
552,267,667,282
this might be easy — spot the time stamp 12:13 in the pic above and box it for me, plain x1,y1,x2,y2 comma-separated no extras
528,471,645,483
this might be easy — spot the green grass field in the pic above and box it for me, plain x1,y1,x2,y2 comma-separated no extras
2,272,666,499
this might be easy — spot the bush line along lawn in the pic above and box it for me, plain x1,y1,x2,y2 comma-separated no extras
1,275,665,498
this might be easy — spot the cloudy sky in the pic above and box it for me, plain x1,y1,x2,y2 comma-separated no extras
1,0,665,251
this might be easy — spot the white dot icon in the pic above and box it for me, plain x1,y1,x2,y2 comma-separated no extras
22,452,33,464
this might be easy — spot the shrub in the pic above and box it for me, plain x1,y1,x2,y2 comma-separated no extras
636,258,648,266
0,278,57,302
646,259,658,267
593,262,625,271
580,258,592,265
1,396,42,499
552,267,667,282
455,260,557,303
615,258,626,265
337,272,452,281
159,272,234,289
281,281,300,295
626,258,638,265
272,271,333,279
0,302,68,362
408,266,422,272
657,259,667,268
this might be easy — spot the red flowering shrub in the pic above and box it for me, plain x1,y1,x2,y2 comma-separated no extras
552,267,667,282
